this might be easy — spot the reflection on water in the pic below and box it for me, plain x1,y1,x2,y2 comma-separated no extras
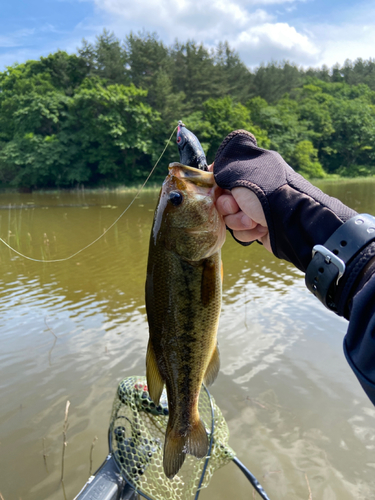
0,180,375,500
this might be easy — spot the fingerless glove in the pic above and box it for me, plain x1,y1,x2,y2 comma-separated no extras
214,130,375,318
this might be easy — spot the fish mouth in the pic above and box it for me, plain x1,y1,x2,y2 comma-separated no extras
168,163,214,188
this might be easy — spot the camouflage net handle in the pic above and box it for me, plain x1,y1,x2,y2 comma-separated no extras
109,376,271,500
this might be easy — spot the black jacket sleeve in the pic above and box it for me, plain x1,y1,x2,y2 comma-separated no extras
344,271,375,405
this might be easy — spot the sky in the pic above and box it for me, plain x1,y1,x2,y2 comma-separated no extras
1,0,375,71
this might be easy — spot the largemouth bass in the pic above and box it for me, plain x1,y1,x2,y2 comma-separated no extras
145,162,226,479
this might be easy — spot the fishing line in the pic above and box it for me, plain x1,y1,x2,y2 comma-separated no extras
0,125,178,263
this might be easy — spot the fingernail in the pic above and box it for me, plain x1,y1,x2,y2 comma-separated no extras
241,214,252,228
223,199,232,213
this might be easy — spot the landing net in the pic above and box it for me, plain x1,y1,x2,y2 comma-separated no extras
109,376,235,500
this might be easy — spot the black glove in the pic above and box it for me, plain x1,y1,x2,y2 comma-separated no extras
214,130,375,318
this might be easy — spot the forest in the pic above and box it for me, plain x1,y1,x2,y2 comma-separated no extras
1,30,375,189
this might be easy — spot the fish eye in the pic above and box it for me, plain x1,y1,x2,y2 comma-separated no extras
176,134,185,147
168,191,183,206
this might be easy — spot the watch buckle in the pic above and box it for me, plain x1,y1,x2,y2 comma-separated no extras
312,245,346,285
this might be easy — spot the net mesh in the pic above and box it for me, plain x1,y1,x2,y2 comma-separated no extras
109,376,235,500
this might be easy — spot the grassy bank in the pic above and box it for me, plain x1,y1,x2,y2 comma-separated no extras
0,175,374,196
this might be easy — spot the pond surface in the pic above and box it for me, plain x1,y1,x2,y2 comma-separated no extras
0,179,375,500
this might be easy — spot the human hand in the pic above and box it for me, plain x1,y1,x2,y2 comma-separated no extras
216,187,271,252
209,162,271,251
209,162,271,252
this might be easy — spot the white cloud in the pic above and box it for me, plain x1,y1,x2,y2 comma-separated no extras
89,0,375,69
95,0,272,39
1,0,375,71
92,0,320,66
312,21,375,67
233,22,321,67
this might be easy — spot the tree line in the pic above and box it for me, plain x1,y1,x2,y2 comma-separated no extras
1,30,375,189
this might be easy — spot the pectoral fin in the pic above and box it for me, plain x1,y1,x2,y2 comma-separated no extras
146,340,164,405
203,344,220,386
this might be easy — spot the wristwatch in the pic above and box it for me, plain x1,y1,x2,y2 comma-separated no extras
305,214,375,312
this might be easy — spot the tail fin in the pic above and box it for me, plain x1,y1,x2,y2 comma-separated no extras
163,425,186,480
163,419,208,479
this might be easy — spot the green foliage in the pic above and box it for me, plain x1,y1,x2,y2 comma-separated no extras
78,30,128,85
1,30,375,189
292,140,326,178
213,42,255,102
247,96,307,164
0,83,72,187
184,96,269,162
0,51,88,98
252,61,304,103
291,79,375,175
0,65,159,188
68,82,159,183
249,79,375,178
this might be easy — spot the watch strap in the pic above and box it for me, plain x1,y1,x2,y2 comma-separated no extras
305,214,375,312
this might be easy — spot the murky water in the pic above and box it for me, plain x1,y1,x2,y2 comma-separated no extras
0,179,375,500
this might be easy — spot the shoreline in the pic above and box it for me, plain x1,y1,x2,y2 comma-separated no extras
0,182,164,195
0,175,374,195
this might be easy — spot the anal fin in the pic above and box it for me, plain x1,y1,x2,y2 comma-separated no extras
203,344,220,386
146,340,164,405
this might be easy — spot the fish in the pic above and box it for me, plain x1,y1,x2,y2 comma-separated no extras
176,121,208,171
145,162,226,479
